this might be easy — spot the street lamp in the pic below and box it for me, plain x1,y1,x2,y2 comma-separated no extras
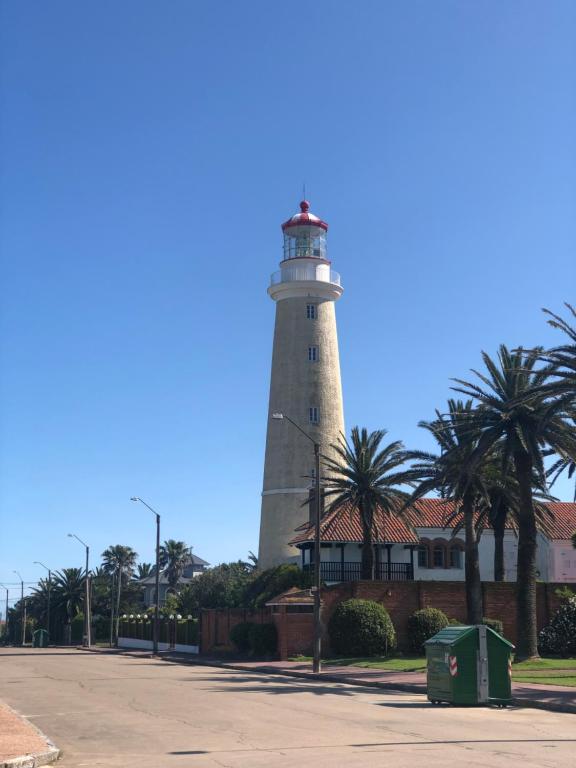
33,562,52,643
13,571,25,645
67,534,91,647
271,412,322,674
0,583,8,642
131,497,161,656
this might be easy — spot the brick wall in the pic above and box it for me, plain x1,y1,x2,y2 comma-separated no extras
201,582,566,659
200,608,269,653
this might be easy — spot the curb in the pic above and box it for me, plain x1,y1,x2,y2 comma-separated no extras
79,646,576,715
163,655,576,714
0,704,60,768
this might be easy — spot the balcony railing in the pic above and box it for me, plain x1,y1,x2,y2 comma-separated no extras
270,267,341,287
303,561,414,582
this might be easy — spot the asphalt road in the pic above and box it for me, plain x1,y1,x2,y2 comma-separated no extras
0,648,574,768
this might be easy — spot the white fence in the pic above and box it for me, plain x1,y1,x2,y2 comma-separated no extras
118,636,199,654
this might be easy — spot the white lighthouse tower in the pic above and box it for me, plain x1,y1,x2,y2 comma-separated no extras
258,201,345,568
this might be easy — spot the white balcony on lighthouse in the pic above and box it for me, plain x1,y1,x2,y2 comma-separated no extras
268,200,343,302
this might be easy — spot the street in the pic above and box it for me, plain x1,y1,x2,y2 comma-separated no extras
0,648,574,768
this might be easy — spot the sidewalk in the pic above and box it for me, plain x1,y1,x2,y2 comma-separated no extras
0,702,59,768
212,659,576,714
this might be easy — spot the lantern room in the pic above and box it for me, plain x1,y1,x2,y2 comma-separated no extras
281,201,328,261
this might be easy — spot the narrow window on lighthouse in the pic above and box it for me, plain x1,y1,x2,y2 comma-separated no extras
309,407,319,424
306,304,317,319
308,346,318,362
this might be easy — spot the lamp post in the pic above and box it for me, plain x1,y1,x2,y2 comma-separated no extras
67,534,91,647
271,412,322,674
13,571,25,645
131,497,161,656
34,562,52,642
0,583,8,642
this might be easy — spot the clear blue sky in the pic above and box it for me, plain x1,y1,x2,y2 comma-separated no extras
1,1,575,604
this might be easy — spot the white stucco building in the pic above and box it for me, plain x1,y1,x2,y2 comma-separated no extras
290,499,576,584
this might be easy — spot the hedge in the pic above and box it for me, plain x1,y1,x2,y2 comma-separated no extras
329,599,396,657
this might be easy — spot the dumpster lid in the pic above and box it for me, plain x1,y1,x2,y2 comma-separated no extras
425,624,514,648
424,625,476,646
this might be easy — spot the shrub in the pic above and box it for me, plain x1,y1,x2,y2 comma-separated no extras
329,599,396,657
483,617,504,636
248,623,278,657
407,608,449,653
230,621,253,653
538,597,576,657
242,564,310,610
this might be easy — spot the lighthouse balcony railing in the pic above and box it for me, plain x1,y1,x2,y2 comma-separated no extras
270,267,341,287
302,561,414,583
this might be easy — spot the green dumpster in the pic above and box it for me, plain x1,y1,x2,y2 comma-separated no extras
32,629,49,648
425,625,514,706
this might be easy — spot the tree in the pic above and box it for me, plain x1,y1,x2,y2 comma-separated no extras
101,545,138,641
539,304,576,499
159,540,190,592
176,561,254,616
135,563,153,580
453,344,576,659
405,401,489,624
323,427,413,580
51,568,85,644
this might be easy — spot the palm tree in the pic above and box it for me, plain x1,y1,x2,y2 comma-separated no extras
159,540,190,592
135,563,153,580
52,568,85,645
481,458,555,582
322,427,413,580
539,304,576,498
101,545,138,640
453,344,576,659
405,400,489,624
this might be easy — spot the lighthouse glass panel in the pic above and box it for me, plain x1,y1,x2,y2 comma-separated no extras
283,231,327,261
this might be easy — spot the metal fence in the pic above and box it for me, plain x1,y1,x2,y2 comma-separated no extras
118,614,198,646
303,562,414,582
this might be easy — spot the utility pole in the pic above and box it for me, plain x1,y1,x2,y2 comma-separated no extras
34,562,52,642
131,497,161,656
67,534,91,647
271,413,323,673
13,572,24,645
0,584,8,642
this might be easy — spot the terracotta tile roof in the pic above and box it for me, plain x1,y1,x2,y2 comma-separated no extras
545,502,576,540
290,501,419,546
290,498,576,545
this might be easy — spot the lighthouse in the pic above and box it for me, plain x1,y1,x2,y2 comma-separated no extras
258,201,345,569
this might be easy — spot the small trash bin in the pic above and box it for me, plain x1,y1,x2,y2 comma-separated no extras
32,629,49,648
425,625,514,706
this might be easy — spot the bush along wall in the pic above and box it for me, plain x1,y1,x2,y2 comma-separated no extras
228,621,277,658
407,608,449,654
538,597,576,657
329,599,396,657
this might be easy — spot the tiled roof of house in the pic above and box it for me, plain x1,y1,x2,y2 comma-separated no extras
289,498,576,545
545,502,576,540
290,501,420,546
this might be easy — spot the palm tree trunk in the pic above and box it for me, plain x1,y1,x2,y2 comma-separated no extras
115,569,122,644
514,451,539,660
360,504,375,580
492,507,506,582
463,492,483,624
